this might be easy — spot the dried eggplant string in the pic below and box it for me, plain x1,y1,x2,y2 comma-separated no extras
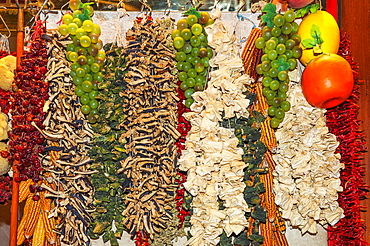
87,43,127,245
36,31,95,246
326,32,369,246
119,16,181,242
179,11,261,246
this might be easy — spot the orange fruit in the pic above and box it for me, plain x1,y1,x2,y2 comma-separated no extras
298,10,340,66
301,54,354,108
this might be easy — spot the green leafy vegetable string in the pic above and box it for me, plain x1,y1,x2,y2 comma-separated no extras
88,43,128,245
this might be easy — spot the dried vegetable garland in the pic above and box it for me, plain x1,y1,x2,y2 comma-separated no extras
14,23,57,246
11,23,49,245
173,81,192,232
34,31,95,246
119,16,181,242
87,43,127,245
326,32,369,246
179,12,258,246
272,72,344,234
242,28,288,246
0,9,367,246
9,20,48,185
219,109,268,246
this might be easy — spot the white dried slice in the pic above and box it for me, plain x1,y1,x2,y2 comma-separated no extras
179,15,253,246
273,82,344,234
0,142,10,175
0,111,9,141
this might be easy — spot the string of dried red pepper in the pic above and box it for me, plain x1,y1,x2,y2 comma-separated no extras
326,31,369,246
174,81,191,228
8,20,48,200
135,231,150,246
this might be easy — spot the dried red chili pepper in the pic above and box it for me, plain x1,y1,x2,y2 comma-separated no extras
8,20,48,200
174,80,192,228
135,231,150,246
326,31,369,246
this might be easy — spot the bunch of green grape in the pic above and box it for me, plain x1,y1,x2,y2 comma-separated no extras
58,0,105,124
172,12,213,108
254,10,302,128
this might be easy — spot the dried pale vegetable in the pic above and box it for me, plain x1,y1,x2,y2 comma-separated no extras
88,43,127,245
33,31,95,246
0,50,16,203
0,110,10,176
179,11,258,246
273,73,344,234
119,16,181,243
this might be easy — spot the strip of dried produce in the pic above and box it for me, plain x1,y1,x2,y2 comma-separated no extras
272,73,344,234
34,31,96,246
118,16,181,243
9,20,48,190
179,11,263,246
242,29,288,245
88,43,128,246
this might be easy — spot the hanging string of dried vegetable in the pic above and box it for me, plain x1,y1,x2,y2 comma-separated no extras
179,11,259,246
326,32,369,246
87,43,128,246
33,30,96,246
119,16,181,243
272,72,344,234
9,19,48,190
242,28,288,246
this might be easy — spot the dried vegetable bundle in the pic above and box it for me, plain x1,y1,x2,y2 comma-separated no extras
218,110,268,246
272,73,344,234
119,16,181,242
13,23,56,246
326,32,369,246
9,21,48,184
242,28,288,246
32,31,95,246
179,11,259,246
88,43,127,245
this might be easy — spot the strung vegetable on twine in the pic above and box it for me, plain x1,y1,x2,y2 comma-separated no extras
326,31,369,246
272,72,344,234
88,43,128,245
120,16,181,242
37,31,95,246
241,28,288,245
179,10,257,245
9,20,48,187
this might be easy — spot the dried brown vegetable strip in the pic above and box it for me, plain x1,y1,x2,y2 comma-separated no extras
37,31,95,246
119,16,180,241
